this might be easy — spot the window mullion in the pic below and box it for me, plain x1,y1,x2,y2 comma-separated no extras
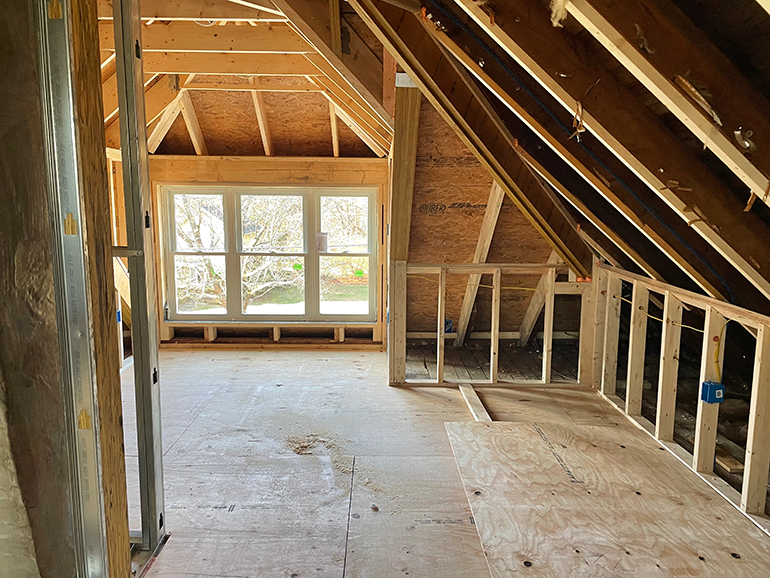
224,189,240,318
305,190,319,320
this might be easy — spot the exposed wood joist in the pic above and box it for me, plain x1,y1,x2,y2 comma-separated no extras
180,80,322,92
178,91,208,155
105,74,181,148
148,96,183,153
425,20,729,297
349,0,593,276
97,0,286,21
141,52,320,75
328,0,342,158
272,0,392,128
565,0,770,213
333,105,388,157
249,78,272,156
455,181,505,347
99,21,312,53
329,103,340,157
454,0,770,302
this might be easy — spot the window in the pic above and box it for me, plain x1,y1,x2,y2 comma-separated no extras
164,186,377,322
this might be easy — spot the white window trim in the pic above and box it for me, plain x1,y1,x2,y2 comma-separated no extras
162,184,378,323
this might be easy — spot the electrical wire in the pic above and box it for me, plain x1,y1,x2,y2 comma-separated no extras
611,294,702,330
407,275,543,292
426,1,736,303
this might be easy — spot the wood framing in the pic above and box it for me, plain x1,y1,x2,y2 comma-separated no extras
601,274,623,396
656,291,683,441
348,0,593,277
518,251,561,347
453,0,770,302
459,384,492,422
99,21,312,53
249,78,272,156
742,323,770,514
454,181,505,347
178,91,207,155
426,21,730,298
141,52,320,76
566,0,770,213
97,0,287,21
625,282,649,416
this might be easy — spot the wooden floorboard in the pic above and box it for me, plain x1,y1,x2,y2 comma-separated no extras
447,420,770,577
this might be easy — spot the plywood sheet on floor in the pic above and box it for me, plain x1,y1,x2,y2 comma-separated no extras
446,421,770,577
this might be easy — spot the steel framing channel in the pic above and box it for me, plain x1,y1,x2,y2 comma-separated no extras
112,0,167,552
36,0,109,575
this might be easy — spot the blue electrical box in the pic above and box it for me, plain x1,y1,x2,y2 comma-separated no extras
701,381,725,404
444,319,453,334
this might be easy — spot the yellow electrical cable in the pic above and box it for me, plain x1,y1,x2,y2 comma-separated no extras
611,294,701,330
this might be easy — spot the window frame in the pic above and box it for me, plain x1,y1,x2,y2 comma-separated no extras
163,184,378,323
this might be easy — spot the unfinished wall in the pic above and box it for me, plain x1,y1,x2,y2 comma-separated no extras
0,0,78,575
406,97,553,332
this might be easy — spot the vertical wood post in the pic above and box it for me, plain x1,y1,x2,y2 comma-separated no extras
741,324,770,514
436,267,447,383
625,282,649,415
388,261,407,385
602,274,623,395
542,267,556,382
490,268,501,384
591,265,608,389
578,279,596,385
656,291,683,441
693,306,726,473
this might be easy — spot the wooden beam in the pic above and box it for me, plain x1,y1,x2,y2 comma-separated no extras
436,266,447,383
389,260,407,384
625,282,649,416
693,306,727,473
567,0,770,214
455,181,505,347
105,74,181,148
389,84,421,261
453,0,770,302
382,48,397,118
429,23,723,297
329,102,339,157
542,267,556,382
148,96,183,153
328,0,341,57
272,0,391,127
204,326,217,342
459,384,492,422
741,323,770,514
348,0,593,277
490,267,501,384
602,273,623,396
332,105,388,157
181,80,321,92
656,291,683,442
97,0,287,21
759,0,770,17
178,91,208,155
518,251,561,346
99,21,311,53
249,78,272,156
141,52,319,75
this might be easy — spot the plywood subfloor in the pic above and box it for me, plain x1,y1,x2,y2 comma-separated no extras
446,420,770,577
121,351,489,577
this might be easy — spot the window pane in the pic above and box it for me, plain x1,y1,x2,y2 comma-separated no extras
320,256,369,315
242,255,305,315
241,195,304,253
174,193,225,252
174,255,227,314
320,196,369,253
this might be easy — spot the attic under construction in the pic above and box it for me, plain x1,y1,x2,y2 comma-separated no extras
4,0,770,576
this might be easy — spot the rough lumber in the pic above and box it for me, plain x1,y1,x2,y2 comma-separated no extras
329,102,340,157
249,78,272,156
656,291,683,441
459,384,492,422
428,21,727,298
568,0,770,213
141,52,319,75
179,91,208,155
348,0,593,277
455,182,505,347
625,283,649,416
148,96,183,153
446,420,770,577
181,80,321,92
97,0,286,21
99,21,311,53
518,251,560,347
272,0,391,128
693,307,726,473
741,324,770,514
454,0,770,302
601,273,622,396
389,86,421,261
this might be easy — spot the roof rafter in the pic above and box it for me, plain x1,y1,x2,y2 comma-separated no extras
348,0,594,276
453,0,770,303
565,0,770,212
141,52,320,75
97,0,286,21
